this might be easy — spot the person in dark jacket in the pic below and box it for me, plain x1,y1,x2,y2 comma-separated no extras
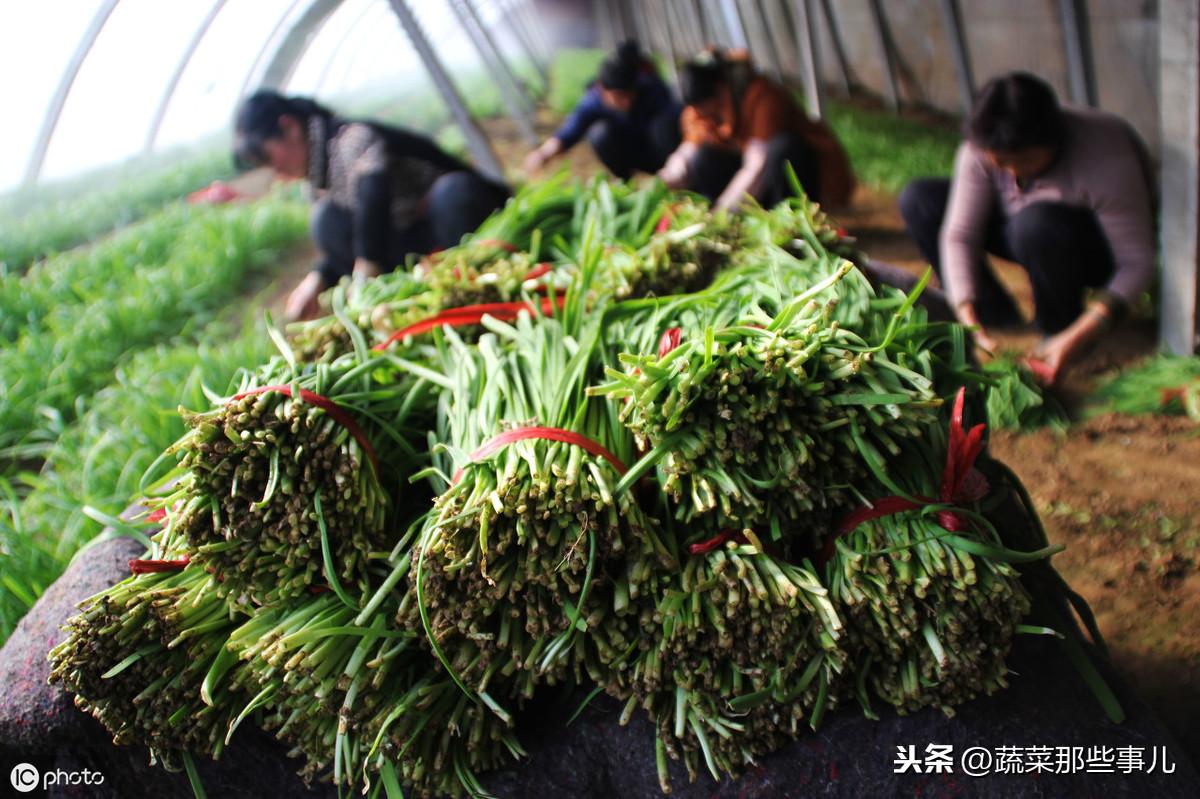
234,91,510,320
524,41,681,179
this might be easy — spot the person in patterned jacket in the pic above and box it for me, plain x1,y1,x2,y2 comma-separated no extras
234,91,510,320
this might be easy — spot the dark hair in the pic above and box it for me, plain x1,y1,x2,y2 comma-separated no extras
597,40,642,91
680,51,725,106
233,91,333,170
966,72,1064,152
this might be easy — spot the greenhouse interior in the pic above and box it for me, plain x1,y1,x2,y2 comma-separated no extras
0,0,1198,796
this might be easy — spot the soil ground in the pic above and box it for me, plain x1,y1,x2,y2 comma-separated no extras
238,113,1199,765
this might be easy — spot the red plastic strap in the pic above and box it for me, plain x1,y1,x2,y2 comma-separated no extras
147,508,167,523
1023,357,1055,385
658,327,682,359
523,262,553,281
452,426,629,484
231,386,379,474
655,203,679,234
819,388,988,565
1160,386,1192,407
688,529,746,555
372,296,566,351
130,555,190,575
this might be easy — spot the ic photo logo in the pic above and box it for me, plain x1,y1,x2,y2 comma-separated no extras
10,762,39,793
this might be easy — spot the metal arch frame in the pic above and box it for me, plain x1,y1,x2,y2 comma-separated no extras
385,0,505,181
939,0,975,115
719,0,748,50
23,0,120,186
817,0,853,95
312,1,387,97
144,0,228,154
237,0,312,99
450,0,538,144
1058,0,1097,107
497,0,549,86
792,0,823,120
749,0,784,81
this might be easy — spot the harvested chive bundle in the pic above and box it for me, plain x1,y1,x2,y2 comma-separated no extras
825,400,1050,717
48,568,246,768
287,273,437,362
404,316,675,694
618,544,845,790
45,176,1112,798
156,351,428,607
593,261,940,539
828,506,1034,716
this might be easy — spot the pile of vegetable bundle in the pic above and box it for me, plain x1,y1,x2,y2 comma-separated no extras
407,315,672,697
148,348,431,608
592,258,940,543
49,177,1116,799
48,567,246,769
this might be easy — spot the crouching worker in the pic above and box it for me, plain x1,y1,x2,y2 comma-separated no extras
658,49,854,212
234,91,511,321
899,72,1156,384
524,41,681,178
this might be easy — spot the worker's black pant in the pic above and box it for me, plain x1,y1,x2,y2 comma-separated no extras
311,170,509,286
898,177,1116,334
685,132,820,207
586,109,681,179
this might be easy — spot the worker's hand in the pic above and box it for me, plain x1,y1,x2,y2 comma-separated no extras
657,159,688,189
284,271,326,322
524,138,562,175
523,148,548,174
1028,302,1112,386
955,301,998,354
352,257,382,283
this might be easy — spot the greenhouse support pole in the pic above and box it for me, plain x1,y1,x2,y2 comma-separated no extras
939,0,975,114
705,0,734,48
690,0,712,45
144,0,227,154
313,2,384,97
647,1,680,86
257,0,344,93
1058,0,1097,107
514,0,552,64
594,0,616,50
23,0,119,185
1159,0,1200,354
817,0,853,94
753,0,787,80
791,0,823,119
866,0,899,112
386,0,505,183
502,0,550,85
238,0,306,102
671,0,704,56
452,0,539,146
719,0,749,49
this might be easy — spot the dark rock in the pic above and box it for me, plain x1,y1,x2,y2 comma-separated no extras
485,634,1200,799
0,534,331,798
3,510,1197,798
0,536,143,750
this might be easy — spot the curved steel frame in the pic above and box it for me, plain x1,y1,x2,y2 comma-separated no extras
23,0,120,185
143,0,228,153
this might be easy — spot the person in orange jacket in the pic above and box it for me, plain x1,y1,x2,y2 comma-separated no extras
658,49,855,212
